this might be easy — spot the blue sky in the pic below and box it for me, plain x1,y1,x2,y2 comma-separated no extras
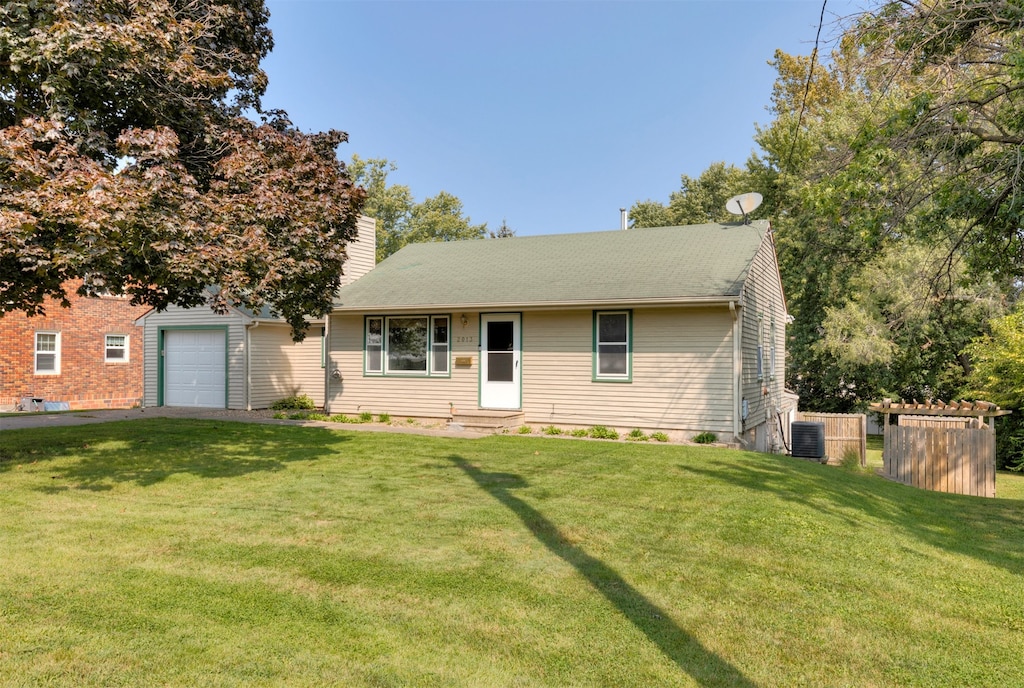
262,0,861,236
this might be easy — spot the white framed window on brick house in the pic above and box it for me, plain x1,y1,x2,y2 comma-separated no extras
35,332,61,374
105,334,129,362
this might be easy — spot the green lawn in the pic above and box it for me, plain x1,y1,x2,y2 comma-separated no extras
2,420,1023,687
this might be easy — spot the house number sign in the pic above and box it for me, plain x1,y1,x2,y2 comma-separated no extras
455,336,475,344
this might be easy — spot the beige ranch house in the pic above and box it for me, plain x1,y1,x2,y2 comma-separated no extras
327,220,790,451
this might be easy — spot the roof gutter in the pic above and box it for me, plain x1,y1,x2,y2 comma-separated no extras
331,296,743,313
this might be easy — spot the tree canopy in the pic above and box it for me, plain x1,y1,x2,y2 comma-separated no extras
349,155,487,262
630,162,753,228
631,0,1023,425
0,0,365,338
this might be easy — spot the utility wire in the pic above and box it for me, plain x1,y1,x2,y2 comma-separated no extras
786,0,828,170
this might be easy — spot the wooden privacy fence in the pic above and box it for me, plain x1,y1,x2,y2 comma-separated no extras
795,412,866,466
869,399,1011,498
884,425,995,498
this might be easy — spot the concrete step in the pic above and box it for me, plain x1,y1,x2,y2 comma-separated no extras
450,410,525,432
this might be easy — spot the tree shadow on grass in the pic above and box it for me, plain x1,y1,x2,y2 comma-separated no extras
0,418,346,491
676,454,1024,577
449,455,758,688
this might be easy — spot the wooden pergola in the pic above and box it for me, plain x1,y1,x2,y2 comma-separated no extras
868,398,1011,422
868,399,1011,497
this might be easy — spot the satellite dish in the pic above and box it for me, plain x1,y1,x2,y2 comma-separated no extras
725,192,763,224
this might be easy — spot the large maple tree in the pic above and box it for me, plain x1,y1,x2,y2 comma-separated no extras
0,0,365,337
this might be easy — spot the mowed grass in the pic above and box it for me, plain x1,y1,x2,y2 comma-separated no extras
2,420,1023,687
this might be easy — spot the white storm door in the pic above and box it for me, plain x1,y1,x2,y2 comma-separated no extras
480,313,521,410
164,329,226,408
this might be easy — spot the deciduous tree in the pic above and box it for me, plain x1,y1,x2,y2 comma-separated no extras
349,155,486,260
0,0,365,338
629,162,753,228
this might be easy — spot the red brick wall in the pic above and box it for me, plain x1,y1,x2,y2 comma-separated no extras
0,281,150,409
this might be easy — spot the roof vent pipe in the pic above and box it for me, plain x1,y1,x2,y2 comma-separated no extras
620,207,628,231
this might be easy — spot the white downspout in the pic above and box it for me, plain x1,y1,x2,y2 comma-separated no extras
323,316,331,415
730,301,741,442
245,321,259,411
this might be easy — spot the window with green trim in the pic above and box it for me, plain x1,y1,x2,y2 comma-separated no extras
364,315,450,377
594,311,630,380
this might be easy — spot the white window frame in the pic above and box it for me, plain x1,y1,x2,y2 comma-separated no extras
105,334,129,363
430,316,450,375
35,332,61,375
365,315,451,377
365,316,384,374
385,316,430,375
594,310,631,381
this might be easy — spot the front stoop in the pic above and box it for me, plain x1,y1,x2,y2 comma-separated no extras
450,410,525,433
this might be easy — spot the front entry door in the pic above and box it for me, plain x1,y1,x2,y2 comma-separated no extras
480,313,521,410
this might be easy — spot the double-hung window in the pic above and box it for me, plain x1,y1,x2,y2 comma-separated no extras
365,315,450,376
35,332,60,374
431,317,449,374
105,334,129,362
594,311,631,381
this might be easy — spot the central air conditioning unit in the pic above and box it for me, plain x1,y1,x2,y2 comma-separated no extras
791,421,826,460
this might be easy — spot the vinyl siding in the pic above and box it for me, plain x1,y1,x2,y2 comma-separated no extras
739,231,788,447
327,312,478,417
248,324,326,408
522,308,735,434
140,306,246,409
328,307,735,434
341,216,376,287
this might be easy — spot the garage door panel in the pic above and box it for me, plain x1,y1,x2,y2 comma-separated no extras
164,330,226,408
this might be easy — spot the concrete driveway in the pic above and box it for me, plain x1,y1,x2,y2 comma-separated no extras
0,407,259,431
0,406,484,438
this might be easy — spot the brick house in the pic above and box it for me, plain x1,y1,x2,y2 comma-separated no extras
0,280,149,410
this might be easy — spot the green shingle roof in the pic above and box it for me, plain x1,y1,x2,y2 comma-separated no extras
333,221,769,311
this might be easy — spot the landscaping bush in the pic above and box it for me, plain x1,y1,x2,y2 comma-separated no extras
518,425,533,434
650,432,670,442
542,425,563,436
378,413,391,424
626,429,648,442
270,394,316,410
588,426,619,440
570,428,589,438
359,411,373,423
692,431,717,444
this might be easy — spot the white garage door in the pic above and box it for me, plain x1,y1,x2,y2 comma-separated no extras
164,330,226,408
